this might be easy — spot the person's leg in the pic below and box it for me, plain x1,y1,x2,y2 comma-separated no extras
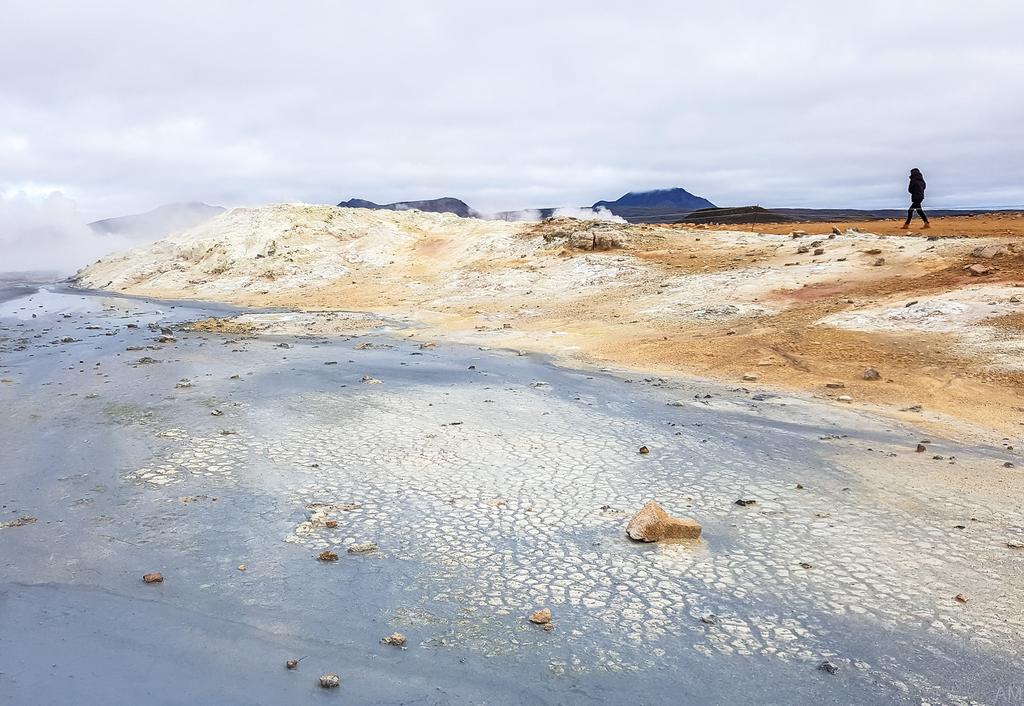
917,206,930,227
903,206,914,228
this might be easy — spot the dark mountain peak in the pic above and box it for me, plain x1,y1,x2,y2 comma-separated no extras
593,187,715,211
337,196,477,218
338,198,381,209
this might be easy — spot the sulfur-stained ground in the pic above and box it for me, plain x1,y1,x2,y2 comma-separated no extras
73,206,1024,443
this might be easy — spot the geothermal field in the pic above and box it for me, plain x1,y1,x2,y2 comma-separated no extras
2,206,1024,704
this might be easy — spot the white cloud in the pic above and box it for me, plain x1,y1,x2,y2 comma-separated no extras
0,0,1022,222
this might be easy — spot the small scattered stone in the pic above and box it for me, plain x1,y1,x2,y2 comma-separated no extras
873,257,886,266
638,445,650,455
1006,542,1024,549
734,499,757,507
1003,461,1015,468
964,263,992,276
818,660,839,675
347,541,378,554
813,248,825,256
836,395,853,402
862,367,881,381
210,409,223,416
825,382,845,389
286,659,299,670
142,572,164,583
0,516,37,529
317,550,339,562
916,443,926,453
174,379,193,388
238,564,246,571
529,608,552,625
742,373,759,382
325,519,338,529
954,593,969,603
319,673,340,689
799,562,813,569
700,613,718,625
381,632,407,647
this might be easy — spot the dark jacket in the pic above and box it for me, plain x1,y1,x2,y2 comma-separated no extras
908,170,926,203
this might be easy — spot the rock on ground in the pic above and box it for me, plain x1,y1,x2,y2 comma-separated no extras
381,632,407,647
529,608,552,625
626,501,702,542
347,541,378,554
319,673,340,688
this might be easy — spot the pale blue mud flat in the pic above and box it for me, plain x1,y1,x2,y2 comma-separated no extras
1,280,1022,705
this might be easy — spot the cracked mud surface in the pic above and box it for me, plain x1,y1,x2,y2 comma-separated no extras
1,282,1022,705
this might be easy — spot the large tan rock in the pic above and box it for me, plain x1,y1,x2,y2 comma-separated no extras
626,501,701,542
971,244,1017,259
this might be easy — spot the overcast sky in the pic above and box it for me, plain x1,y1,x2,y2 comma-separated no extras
2,0,1023,224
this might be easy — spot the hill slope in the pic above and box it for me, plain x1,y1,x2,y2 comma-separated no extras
71,203,1024,437
88,202,225,241
337,196,478,218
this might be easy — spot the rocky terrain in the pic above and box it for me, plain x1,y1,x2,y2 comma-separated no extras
73,204,1024,441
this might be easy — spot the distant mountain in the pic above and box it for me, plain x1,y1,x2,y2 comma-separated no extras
489,187,717,224
593,188,712,216
337,197,478,218
769,207,1007,222
680,206,1016,225
89,202,225,241
337,188,717,224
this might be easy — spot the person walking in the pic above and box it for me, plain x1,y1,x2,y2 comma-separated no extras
902,168,930,229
